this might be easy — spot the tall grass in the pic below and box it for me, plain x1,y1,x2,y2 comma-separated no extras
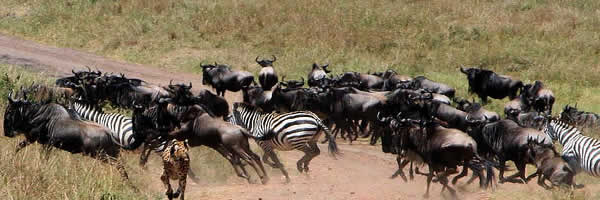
0,64,235,199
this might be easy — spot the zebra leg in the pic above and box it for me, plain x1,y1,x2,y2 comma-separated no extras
299,142,321,173
265,149,290,183
262,152,278,168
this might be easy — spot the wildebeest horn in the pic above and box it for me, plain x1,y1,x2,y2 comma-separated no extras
72,69,76,75
214,62,218,66
169,80,173,85
86,66,91,72
300,77,304,83
7,89,15,103
377,112,386,122
459,65,467,74
281,76,286,82
271,55,276,62
255,56,260,63
189,82,192,88
574,103,578,109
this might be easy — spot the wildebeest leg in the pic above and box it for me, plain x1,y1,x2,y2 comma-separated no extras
504,161,527,183
139,142,153,168
359,120,370,138
538,173,551,189
232,141,269,184
265,149,290,183
498,159,507,183
161,170,174,200
525,171,539,182
452,166,469,185
15,139,31,153
390,156,410,182
212,145,250,180
424,167,434,198
262,152,277,168
480,95,488,105
409,162,415,180
437,168,457,198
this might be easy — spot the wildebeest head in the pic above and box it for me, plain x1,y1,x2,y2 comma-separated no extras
255,55,276,68
559,104,578,124
165,81,194,105
4,90,33,137
459,66,483,82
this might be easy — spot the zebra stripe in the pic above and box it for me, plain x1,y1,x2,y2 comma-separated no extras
543,119,600,176
228,103,326,151
73,102,138,150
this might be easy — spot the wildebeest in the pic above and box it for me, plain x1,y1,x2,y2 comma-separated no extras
400,76,455,98
525,139,576,189
378,69,412,91
454,98,500,123
166,105,269,184
378,115,495,198
196,88,230,118
256,55,278,91
477,119,554,183
3,91,132,185
460,67,523,103
280,76,305,89
514,111,545,130
241,82,274,112
560,104,600,129
522,80,555,114
504,95,530,121
201,63,254,96
338,72,384,90
307,63,331,87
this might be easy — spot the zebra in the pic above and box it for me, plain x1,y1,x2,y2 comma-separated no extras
73,102,143,150
227,102,339,182
543,118,600,177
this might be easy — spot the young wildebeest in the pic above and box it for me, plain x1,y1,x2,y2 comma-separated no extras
378,115,495,198
560,104,600,129
166,105,269,184
378,69,412,91
338,71,384,90
256,55,278,91
196,88,229,118
400,76,455,98
3,92,133,186
514,111,545,130
460,66,523,104
242,82,274,113
504,95,530,121
525,139,576,189
454,98,500,123
307,63,331,87
201,63,254,96
280,76,305,89
477,119,554,183
522,81,555,115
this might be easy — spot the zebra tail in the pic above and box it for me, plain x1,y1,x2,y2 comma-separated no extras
320,121,340,157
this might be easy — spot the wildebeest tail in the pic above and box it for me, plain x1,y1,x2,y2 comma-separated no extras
319,120,340,157
468,156,498,190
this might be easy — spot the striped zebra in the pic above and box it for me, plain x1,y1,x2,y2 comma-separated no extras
73,102,142,150
227,102,339,182
543,119,600,176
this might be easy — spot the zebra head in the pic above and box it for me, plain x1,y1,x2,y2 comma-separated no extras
542,119,560,141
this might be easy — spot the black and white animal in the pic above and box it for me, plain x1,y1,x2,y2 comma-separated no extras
72,102,143,150
227,103,339,182
460,67,523,103
307,63,331,87
201,63,254,96
542,119,600,177
256,55,279,91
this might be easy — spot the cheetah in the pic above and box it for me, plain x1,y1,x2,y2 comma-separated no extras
161,139,190,200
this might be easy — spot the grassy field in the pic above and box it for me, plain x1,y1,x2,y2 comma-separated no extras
0,65,239,199
1,0,600,199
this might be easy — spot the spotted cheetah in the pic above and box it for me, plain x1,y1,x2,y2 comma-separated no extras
161,139,190,200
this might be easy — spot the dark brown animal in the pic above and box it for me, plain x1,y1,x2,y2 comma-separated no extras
460,67,523,103
307,63,331,87
256,55,278,91
201,63,254,96
525,139,576,189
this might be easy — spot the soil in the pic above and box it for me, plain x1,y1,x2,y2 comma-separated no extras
0,33,596,200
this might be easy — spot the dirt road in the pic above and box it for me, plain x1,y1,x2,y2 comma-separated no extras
0,33,594,200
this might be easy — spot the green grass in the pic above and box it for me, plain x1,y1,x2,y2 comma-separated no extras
1,0,600,198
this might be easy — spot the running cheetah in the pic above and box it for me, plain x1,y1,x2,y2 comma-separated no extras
161,139,190,200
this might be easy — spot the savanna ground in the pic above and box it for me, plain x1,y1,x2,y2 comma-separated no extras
1,0,600,199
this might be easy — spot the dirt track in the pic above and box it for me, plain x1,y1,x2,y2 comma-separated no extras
0,33,594,200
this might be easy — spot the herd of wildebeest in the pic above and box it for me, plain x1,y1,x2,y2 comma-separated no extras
3,55,600,199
